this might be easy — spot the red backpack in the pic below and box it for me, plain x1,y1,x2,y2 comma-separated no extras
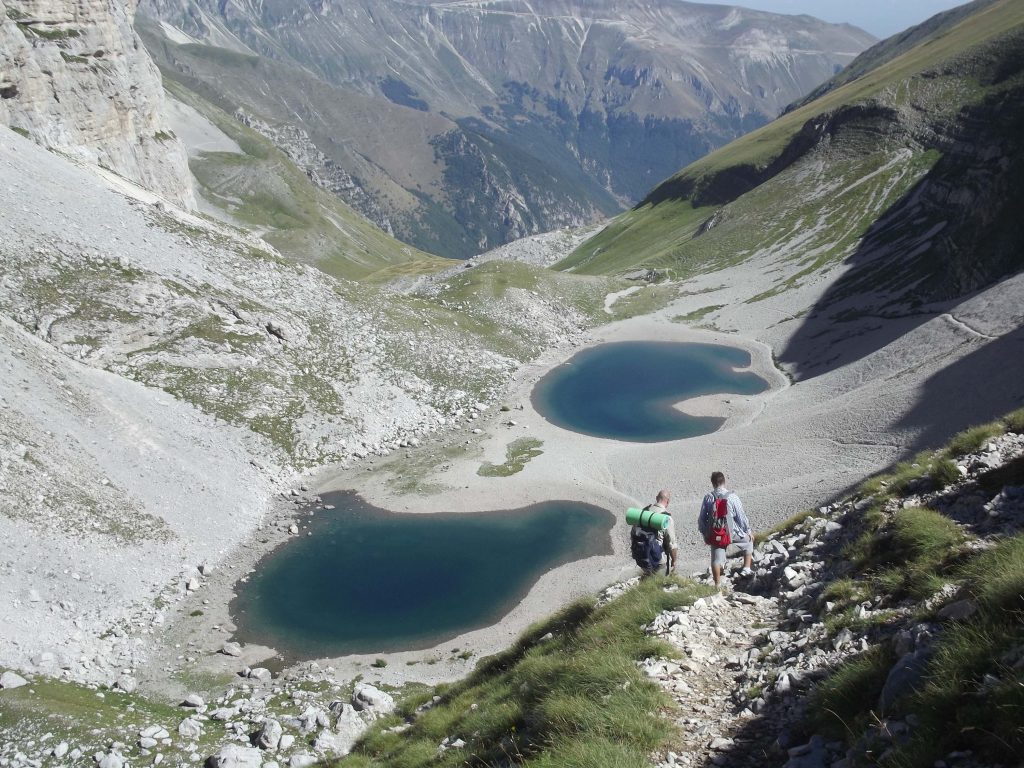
704,496,732,548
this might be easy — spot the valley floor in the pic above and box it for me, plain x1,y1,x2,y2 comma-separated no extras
1,147,1023,764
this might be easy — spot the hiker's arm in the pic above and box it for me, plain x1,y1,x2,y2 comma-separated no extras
731,495,752,535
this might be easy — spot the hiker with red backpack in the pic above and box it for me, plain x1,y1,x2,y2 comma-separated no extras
698,471,754,587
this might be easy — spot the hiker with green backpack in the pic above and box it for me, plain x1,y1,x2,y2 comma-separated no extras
628,490,678,577
698,471,754,587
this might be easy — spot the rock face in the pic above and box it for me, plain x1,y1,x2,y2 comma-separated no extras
0,0,194,207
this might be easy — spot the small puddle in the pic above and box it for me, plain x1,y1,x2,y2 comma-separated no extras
230,492,614,659
532,340,769,441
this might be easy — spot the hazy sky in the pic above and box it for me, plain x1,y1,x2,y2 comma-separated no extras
698,0,973,38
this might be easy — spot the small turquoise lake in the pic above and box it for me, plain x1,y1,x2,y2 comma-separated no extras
531,340,769,441
231,492,613,658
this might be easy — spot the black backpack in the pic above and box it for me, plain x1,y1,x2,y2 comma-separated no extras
630,523,663,572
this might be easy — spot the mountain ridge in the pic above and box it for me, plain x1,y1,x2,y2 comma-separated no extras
138,0,875,257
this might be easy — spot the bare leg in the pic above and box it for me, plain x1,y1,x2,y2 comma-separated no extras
711,564,722,586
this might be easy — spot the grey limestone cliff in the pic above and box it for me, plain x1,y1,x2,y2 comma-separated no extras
0,0,194,207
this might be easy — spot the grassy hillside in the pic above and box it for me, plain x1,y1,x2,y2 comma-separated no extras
561,0,1024,284
792,408,1024,766
341,578,711,768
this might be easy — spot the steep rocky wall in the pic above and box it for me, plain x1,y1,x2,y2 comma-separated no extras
0,0,194,207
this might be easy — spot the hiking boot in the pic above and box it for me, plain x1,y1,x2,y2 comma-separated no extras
740,567,754,578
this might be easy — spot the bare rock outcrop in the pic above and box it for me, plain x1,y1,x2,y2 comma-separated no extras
0,0,194,207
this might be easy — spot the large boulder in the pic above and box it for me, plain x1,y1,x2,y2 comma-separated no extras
206,744,263,768
878,649,932,714
256,719,283,751
351,683,395,716
178,717,203,740
0,671,28,689
329,704,370,757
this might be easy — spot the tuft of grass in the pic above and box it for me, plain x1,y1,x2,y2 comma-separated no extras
371,659,388,669
929,458,962,489
822,577,869,608
673,304,725,323
847,507,966,600
1002,405,1024,434
809,646,895,740
941,421,1003,460
478,438,544,477
344,577,713,767
840,503,887,566
891,507,965,563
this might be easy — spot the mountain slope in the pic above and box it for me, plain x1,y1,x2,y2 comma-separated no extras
137,0,874,257
161,78,449,280
562,0,1024,378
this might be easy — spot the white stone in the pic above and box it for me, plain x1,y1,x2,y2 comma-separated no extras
178,718,202,739
248,667,272,683
256,719,282,750
208,744,262,768
352,683,395,715
114,675,138,693
0,671,29,689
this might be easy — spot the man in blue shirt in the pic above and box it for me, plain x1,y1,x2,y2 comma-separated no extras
698,471,755,586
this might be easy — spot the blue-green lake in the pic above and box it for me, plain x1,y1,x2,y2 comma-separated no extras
231,492,613,658
531,341,769,441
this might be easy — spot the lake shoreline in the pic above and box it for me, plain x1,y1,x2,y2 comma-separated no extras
143,314,788,696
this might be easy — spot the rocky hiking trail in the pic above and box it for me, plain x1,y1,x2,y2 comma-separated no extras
635,427,1024,768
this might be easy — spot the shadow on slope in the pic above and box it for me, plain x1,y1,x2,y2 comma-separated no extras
778,65,1024,380
895,323,1024,455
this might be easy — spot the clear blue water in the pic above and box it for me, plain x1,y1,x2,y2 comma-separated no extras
231,492,613,659
531,340,769,442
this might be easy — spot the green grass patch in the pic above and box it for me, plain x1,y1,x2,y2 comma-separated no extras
1003,406,1024,434
478,438,544,477
607,284,679,319
941,421,1004,460
886,533,1024,767
59,51,89,64
929,458,962,489
844,507,966,601
18,22,80,40
809,645,895,740
344,577,712,767
371,659,388,669
673,304,725,323
0,675,222,756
